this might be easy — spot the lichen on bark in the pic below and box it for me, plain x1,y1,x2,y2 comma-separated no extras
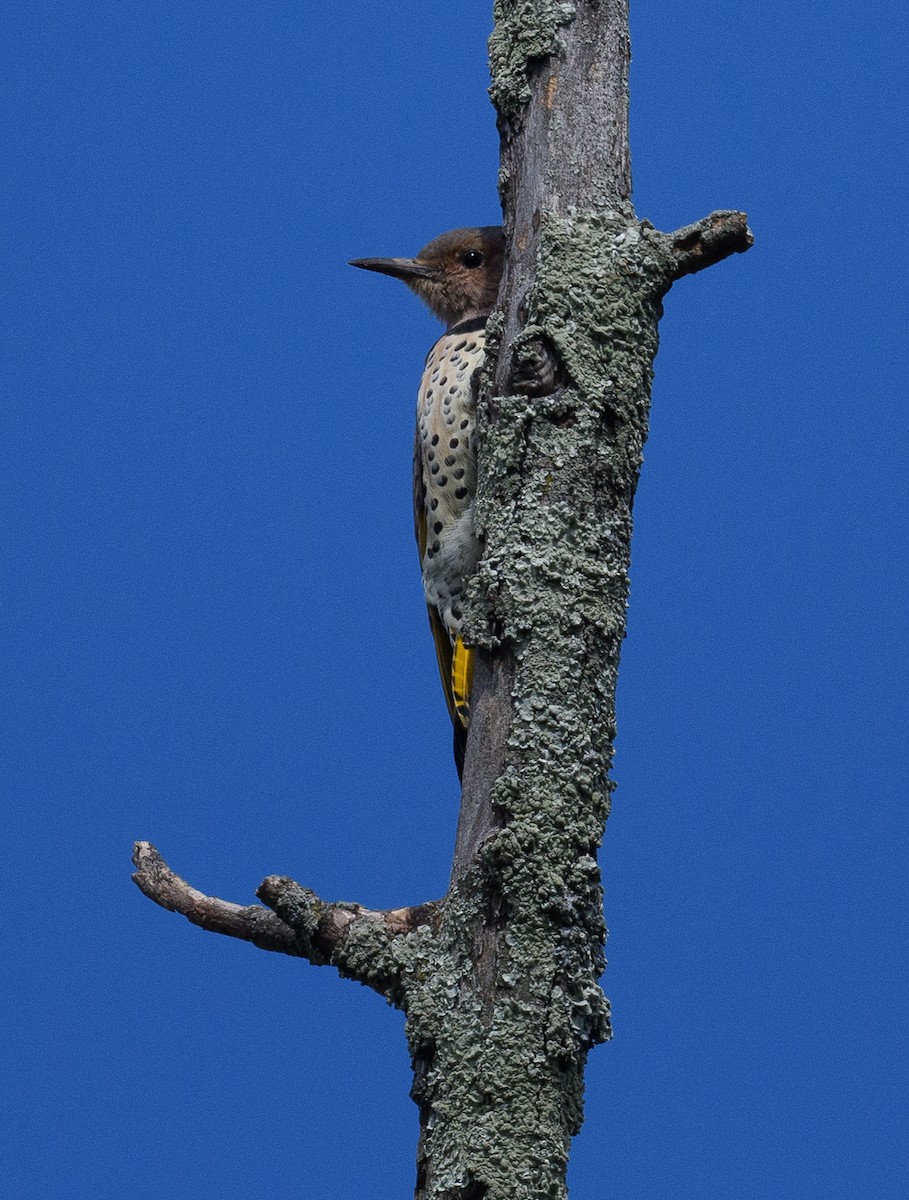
403,868,602,1198
488,0,577,116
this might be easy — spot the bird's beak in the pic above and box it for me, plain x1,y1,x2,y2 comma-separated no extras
349,256,437,281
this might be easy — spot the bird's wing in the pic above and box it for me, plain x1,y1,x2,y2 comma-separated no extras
414,423,457,726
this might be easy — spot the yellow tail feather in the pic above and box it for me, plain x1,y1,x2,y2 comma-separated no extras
451,637,474,729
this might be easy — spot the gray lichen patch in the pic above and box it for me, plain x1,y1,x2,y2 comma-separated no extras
468,212,676,644
488,0,577,117
530,212,675,407
332,915,437,1008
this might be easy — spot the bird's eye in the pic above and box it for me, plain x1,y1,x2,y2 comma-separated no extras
461,250,484,268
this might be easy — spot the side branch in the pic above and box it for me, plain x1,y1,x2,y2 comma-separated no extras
132,841,439,1001
668,210,753,280
132,841,308,956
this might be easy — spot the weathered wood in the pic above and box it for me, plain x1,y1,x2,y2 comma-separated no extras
133,842,440,1002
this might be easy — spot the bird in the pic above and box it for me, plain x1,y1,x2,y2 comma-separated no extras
350,226,505,778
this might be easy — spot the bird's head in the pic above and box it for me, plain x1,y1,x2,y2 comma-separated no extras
350,226,505,329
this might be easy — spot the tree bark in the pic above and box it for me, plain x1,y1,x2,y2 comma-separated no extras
418,6,750,1194
132,3,751,1197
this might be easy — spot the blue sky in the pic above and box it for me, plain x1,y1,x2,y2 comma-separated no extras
3,2,907,1197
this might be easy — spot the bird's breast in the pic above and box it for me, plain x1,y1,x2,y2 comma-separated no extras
416,328,486,632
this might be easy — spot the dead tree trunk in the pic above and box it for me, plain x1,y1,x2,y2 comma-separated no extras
132,3,751,1197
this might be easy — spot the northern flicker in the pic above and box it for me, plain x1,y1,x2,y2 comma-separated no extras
350,226,505,777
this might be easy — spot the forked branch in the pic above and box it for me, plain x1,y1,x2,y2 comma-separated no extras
132,841,438,1002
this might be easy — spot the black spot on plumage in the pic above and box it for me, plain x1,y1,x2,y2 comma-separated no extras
438,475,448,487
440,377,448,385
449,438,459,448
431,434,439,445
455,487,468,499
444,455,455,466
451,604,463,620
427,450,435,462
454,468,465,479
431,463,440,475
460,419,469,429
433,521,443,534
430,498,439,511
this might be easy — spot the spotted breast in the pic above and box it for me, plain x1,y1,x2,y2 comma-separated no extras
415,319,485,635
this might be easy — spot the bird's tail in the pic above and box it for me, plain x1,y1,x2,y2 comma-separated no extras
451,637,473,731
451,637,473,780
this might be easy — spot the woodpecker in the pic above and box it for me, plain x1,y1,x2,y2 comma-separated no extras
351,226,505,777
